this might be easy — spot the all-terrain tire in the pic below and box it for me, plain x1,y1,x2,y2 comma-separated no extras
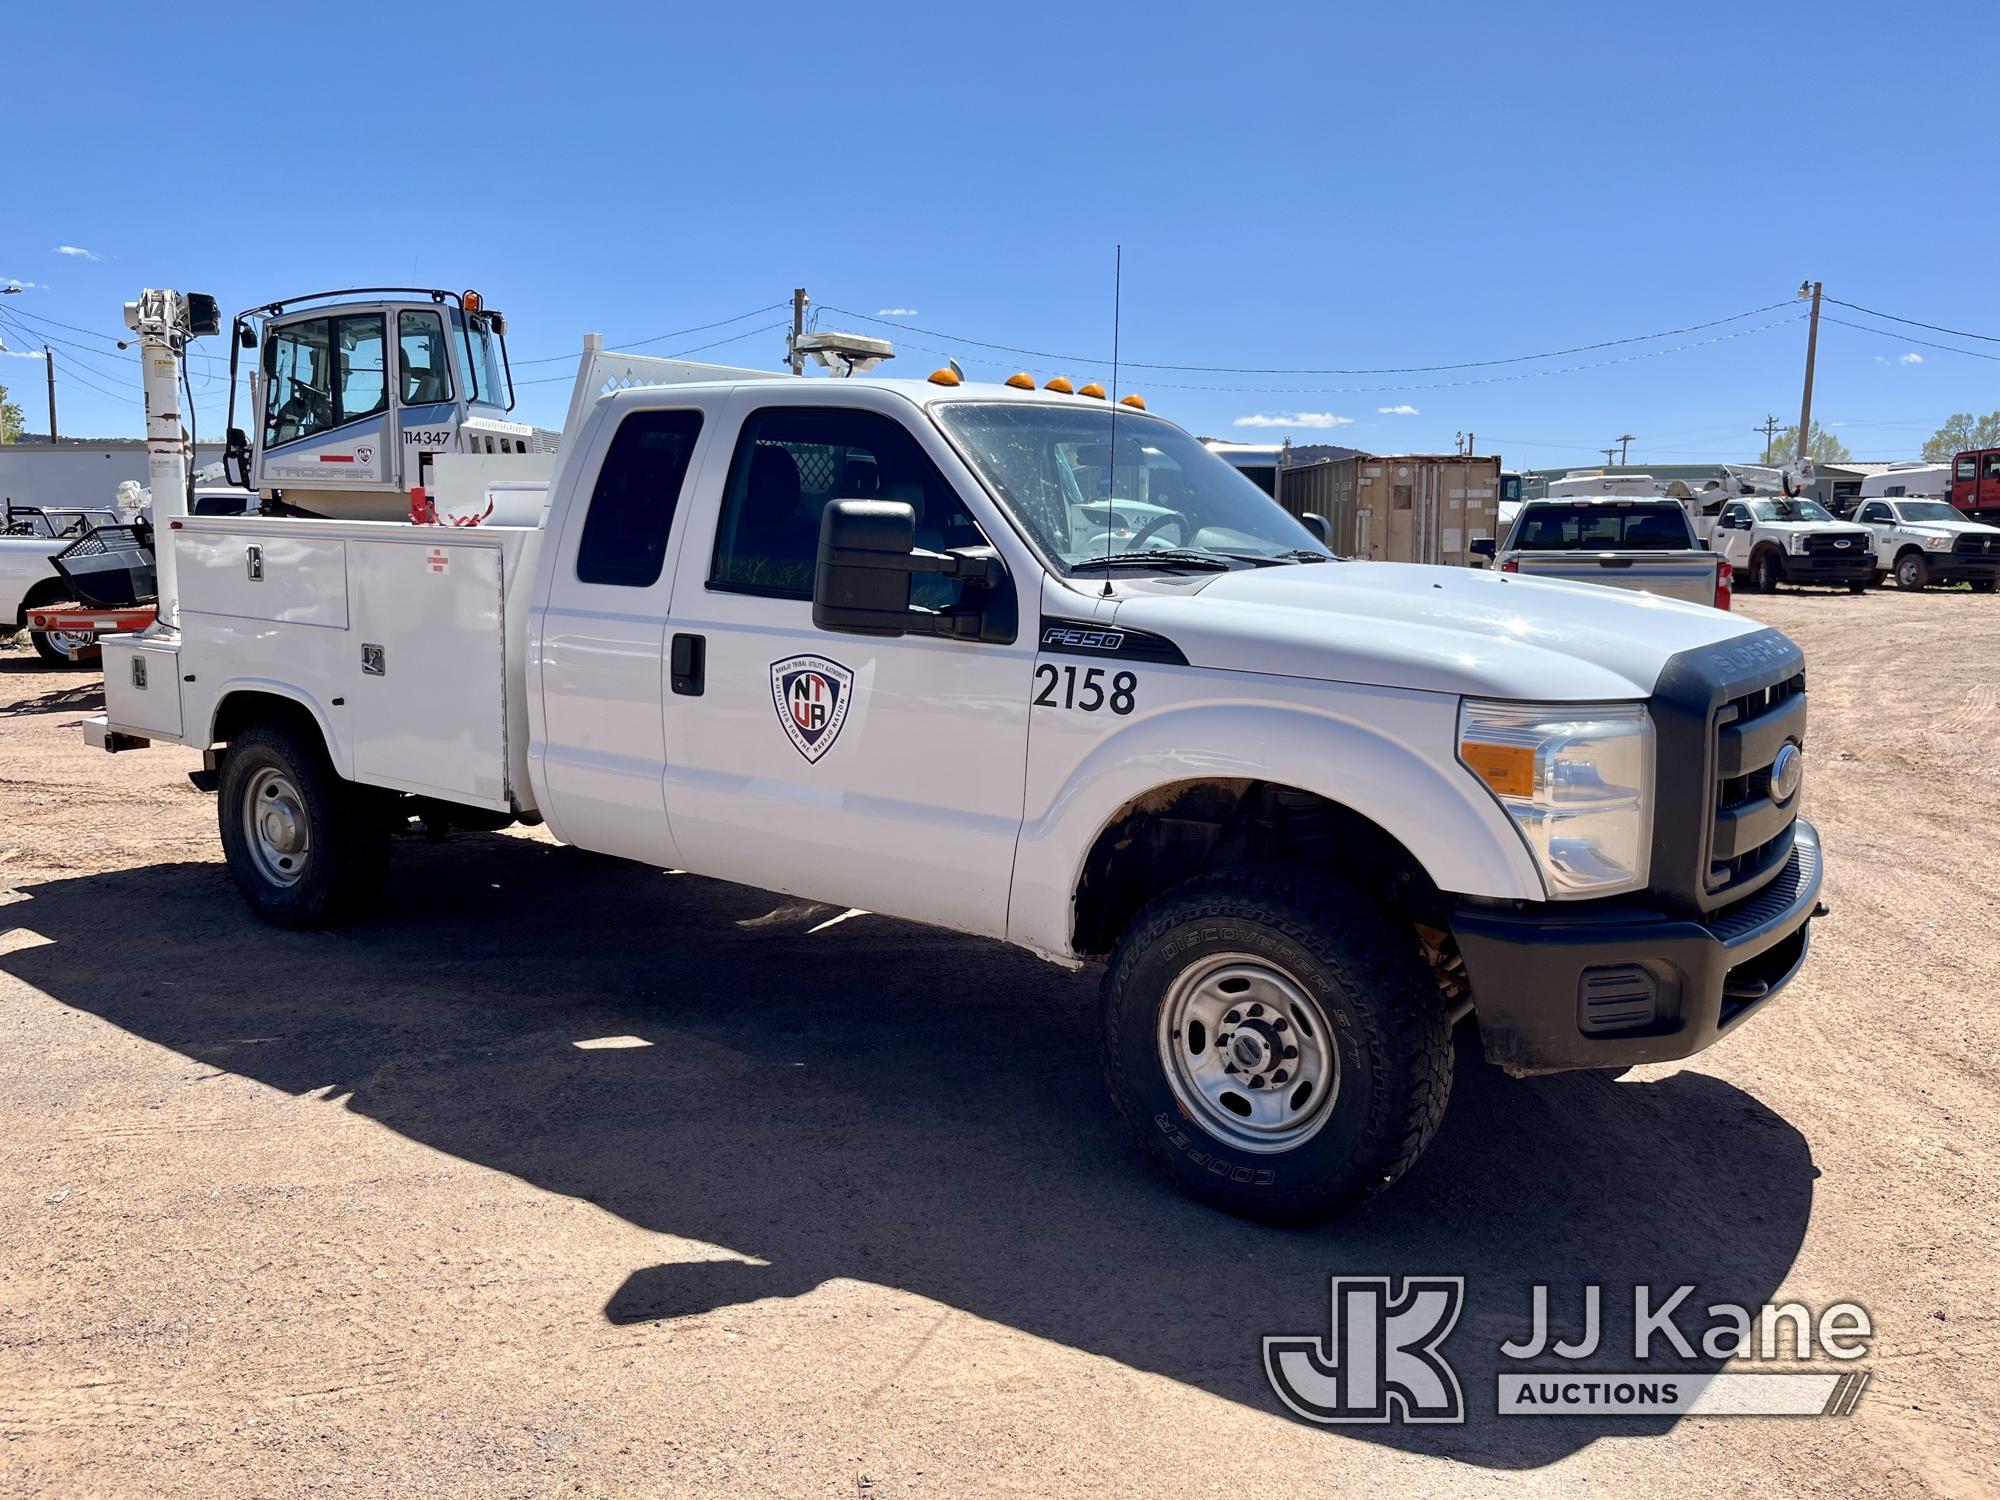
1100,868,1452,1222
218,721,391,928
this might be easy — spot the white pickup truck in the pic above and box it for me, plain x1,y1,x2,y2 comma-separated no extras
1849,497,2000,591
2,504,122,664
1705,495,1875,593
1484,498,1729,608
85,289,1827,1220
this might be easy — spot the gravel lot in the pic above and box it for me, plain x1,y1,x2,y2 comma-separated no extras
1,589,1995,1498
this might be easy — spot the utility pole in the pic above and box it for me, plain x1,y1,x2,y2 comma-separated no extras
1756,414,1782,462
788,286,809,376
1616,433,1635,465
1796,280,1822,462
1600,446,1618,466
44,346,56,441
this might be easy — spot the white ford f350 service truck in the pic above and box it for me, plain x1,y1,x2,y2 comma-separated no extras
86,288,1826,1220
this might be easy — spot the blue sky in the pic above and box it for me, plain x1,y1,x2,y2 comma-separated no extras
4,1,1996,469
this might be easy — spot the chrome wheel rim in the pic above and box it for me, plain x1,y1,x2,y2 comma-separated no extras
1157,952,1339,1154
41,629,95,656
243,766,311,886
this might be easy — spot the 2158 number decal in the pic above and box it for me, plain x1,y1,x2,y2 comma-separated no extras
1033,664,1137,715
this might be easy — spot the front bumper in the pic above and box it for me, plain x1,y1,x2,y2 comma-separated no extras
1451,819,1824,1074
1779,552,1874,583
1937,556,2000,583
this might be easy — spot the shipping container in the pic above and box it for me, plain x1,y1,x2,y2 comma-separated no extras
1278,455,1501,565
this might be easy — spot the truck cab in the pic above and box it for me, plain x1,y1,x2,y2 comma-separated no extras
1489,497,1729,608
1851,496,2000,591
1948,449,2000,522
223,288,542,522
1707,495,1874,593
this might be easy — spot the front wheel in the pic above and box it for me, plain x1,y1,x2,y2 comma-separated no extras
1100,870,1452,1221
1895,552,1931,590
1970,578,1997,594
1752,550,1784,593
218,721,391,928
1846,579,1869,594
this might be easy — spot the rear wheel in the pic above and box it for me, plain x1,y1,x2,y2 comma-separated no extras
1100,869,1452,1222
218,721,391,928
29,626,99,667
1895,551,1931,590
1971,578,1997,594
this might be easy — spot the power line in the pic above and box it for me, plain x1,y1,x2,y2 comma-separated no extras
0,300,138,355
1824,297,2000,344
1818,314,2000,364
509,303,787,365
512,321,788,385
817,298,1799,375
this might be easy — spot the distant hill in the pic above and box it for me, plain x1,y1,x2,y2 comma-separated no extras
1287,444,1368,465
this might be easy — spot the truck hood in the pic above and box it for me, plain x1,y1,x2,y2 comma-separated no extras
1889,519,1998,537
1097,561,1762,700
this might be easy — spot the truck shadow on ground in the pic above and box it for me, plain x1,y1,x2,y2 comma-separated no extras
3,834,1818,1469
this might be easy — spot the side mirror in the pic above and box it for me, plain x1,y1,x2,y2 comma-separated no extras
223,427,253,490
1469,536,1497,559
813,499,1015,643
1300,512,1332,546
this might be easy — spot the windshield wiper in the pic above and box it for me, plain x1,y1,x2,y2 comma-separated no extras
1070,549,1236,573
1233,549,1335,565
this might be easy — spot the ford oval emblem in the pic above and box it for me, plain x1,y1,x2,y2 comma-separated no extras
1770,742,1804,806
1834,539,1851,549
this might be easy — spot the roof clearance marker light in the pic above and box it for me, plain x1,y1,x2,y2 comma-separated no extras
1459,740,1536,798
1119,394,1146,410
928,367,962,387
1078,382,1107,399
1005,373,1036,390
1043,376,1075,394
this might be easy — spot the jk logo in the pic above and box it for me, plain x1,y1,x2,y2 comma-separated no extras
1264,1276,1466,1424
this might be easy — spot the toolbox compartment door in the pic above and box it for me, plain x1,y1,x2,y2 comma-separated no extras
346,537,513,809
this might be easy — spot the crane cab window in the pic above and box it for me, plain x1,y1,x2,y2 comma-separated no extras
262,313,389,449
399,310,454,406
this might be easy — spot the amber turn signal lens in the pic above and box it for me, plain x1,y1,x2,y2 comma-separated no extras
1460,741,1536,798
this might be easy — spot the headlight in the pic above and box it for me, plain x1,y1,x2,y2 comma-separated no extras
1790,532,1811,554
1925,534,1952,550
1458,700,1654,898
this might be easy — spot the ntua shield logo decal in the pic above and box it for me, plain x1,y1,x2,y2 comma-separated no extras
770,655,855,763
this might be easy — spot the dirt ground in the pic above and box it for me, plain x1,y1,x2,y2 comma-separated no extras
1,588,1995,1499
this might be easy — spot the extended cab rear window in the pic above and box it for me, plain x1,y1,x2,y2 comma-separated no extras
575,409,704,588
1512,504,1691,550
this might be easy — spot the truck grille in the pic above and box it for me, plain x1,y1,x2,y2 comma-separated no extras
1952,532,2000,557
1707,671,1806,898
1648,628,1808,914
1802,531,1870,556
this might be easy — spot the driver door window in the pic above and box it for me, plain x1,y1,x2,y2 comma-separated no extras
399,310,454,406
710,405,988,610
1859,503,1892,524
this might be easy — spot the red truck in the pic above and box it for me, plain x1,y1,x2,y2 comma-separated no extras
1949,449,2000,520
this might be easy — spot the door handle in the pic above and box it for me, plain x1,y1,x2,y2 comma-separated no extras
671,633,705,696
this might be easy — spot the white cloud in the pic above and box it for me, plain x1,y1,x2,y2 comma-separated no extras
4,277,43,290
1898,352,1924,365
1377,403,1420,416
1234,411,1353,429
876,307,919,317
2,345,48,359
52,245,100,260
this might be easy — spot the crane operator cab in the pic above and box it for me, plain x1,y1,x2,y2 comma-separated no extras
222,288,541,522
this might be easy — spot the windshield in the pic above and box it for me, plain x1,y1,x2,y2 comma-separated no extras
1750,498,1836,523
450,309,512,409
1511,503,1690,549
932,402,1329,571
1894,501,1962,523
